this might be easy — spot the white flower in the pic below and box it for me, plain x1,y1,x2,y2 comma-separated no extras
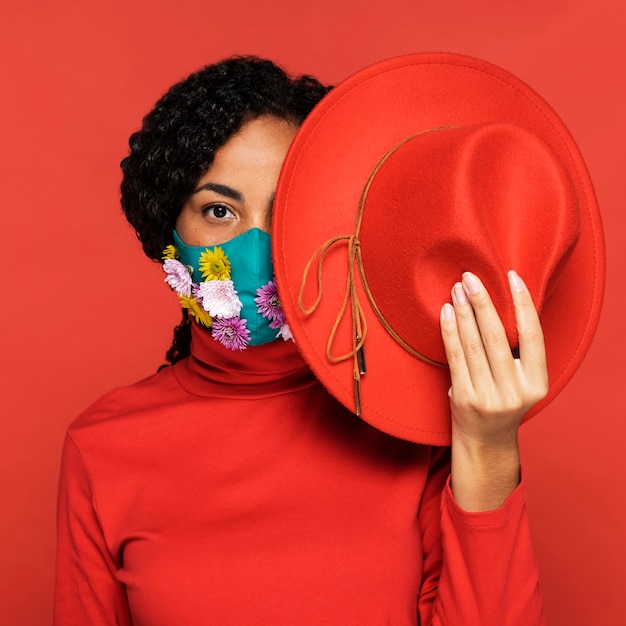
277,323,293,342
195,280,242,318
163,259,193,297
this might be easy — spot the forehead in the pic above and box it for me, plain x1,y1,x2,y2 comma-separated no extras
213,116,297,162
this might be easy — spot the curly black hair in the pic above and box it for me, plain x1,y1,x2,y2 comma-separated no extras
120,56,331,365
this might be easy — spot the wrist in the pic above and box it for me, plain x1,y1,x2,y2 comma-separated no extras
450,432,521,512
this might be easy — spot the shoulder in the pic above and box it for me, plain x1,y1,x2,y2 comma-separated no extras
67,365,187,436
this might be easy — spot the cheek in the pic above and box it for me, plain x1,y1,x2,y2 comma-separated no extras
173,207,204,246
173,209,189,239
174,206,243,247
174,205,210,246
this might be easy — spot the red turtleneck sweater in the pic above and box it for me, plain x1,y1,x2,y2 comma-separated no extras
54,324,544,625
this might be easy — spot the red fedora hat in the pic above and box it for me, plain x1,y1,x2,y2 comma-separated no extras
272,52,605,445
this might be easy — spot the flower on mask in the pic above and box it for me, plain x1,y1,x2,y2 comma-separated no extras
199,246,231,281
162,239,295,351
194,280,242,318
162,245,177,261
179,295,213,328
255,280,285,327
211,316,250,351
163,259,193,297
277,323,293,342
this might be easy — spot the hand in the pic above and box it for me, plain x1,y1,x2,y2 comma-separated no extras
439,270,549,511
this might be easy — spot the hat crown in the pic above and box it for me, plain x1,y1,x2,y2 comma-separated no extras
359,122,581,363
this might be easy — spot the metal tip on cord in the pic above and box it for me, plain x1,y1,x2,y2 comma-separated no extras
354,378,362,416
357,344,366,375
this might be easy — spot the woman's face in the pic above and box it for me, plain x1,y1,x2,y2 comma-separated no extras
175,115,298,246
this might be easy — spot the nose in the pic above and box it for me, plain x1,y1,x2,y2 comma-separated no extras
261,206,272,235
247,204,272,235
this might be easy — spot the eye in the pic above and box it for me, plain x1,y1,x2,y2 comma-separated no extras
203,204,235,220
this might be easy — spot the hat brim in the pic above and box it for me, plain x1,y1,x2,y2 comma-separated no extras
273,52,605,445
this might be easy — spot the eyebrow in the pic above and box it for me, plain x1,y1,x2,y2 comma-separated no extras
192,182,244,202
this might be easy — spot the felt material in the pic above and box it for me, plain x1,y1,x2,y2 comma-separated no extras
359,122,579,365
273,52,605,445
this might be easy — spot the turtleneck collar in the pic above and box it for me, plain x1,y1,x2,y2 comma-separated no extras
173,321,317,398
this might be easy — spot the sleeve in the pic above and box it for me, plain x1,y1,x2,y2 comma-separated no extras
54,432,133,626
417,447,545,626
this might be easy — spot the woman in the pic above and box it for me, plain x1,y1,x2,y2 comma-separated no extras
54,56,547,625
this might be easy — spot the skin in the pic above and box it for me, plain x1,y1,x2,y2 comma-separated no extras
176,115,297,245
177,114,550,513
442,272,548,511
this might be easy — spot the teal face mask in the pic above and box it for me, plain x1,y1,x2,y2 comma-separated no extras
162,229,291,350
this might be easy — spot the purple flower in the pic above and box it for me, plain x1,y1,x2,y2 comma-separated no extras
163,259,192,297
191,283,202,305
211,316,250,351
195,280,242,318
254,280,285,325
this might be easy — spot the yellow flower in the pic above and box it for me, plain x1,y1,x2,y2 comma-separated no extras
162,245,177,260
199,246,231,281
179,295,213,327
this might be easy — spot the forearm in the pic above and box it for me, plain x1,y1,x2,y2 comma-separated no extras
429,477,545,626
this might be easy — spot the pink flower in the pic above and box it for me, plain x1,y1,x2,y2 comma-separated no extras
211,317,250,351
254,280,285,325
163,259,192,297
195,280,242,318
277,323,293,342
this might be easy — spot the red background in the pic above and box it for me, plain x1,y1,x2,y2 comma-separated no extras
1,1,624,623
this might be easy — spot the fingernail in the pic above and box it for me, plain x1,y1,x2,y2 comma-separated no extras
462,272,481,295
442,302,455,322
508,270,526,293
452,282,468,305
